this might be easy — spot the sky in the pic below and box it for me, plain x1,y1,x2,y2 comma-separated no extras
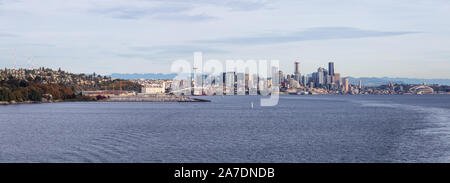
0,0,449,78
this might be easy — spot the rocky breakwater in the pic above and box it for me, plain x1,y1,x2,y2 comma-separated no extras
104,94,210,102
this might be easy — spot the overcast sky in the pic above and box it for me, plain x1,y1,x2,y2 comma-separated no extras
1,0,449,78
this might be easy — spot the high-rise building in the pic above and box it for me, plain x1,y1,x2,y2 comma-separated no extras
343,77,349,93
279,71,284,84
302,75,308,87
225,72,235,95
294,61,301,84
294,62,300,74
289,78,300,88
317,67,325,86
328,62,334,76
312,72,318,88
326,75,332,86
358,80,362,89
334,73,341,86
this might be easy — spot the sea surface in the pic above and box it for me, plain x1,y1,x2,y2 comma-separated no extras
1,95,450,163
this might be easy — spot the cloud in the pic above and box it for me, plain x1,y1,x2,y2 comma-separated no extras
0,32,17,38
154,14,217,22
223,0,268,11
149,0,269,11
90,5,216,21
29,43,57,47
116,45,228,60
196,27,419,45
131,45,228,55
90,4,192,20
89,0,269,21
117,53,155,59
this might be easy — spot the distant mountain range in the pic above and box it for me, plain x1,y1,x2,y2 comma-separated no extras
109,73,450,86
347,77,450,86
109,73,178,80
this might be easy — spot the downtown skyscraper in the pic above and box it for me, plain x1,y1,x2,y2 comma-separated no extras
294,61,301,85
328,62,335,76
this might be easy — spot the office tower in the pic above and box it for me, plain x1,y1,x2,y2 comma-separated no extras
294,62,300,74
279,71,284,84
289,78,296,88
328,62,334,76
270,66,280,90
299,73,303,85
317,67,325,86
248,74,258,95
225,72,235,95
343,77,349,93
358,80,362,89
245,73,249,92
312,72,318,87
236,72,246,95
302,75,308,87
328,62,335,85
327,75,332,86
294,61,301,83
334,73,341,86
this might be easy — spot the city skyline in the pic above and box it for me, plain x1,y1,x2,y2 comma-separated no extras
1,61,445,97
1,0,450,78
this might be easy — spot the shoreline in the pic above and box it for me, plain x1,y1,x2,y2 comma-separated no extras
104,95,210,102
0,100,72,105
1,94,446,105
0,96,210,105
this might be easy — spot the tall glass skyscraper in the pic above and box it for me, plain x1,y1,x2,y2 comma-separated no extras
328,62,334,76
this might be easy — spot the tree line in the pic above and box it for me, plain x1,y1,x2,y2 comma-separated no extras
0,79,77,102
0,78,142,102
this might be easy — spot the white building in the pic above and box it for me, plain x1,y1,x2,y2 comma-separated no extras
141,83,166,94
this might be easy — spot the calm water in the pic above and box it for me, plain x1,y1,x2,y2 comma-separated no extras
1,95,450,163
